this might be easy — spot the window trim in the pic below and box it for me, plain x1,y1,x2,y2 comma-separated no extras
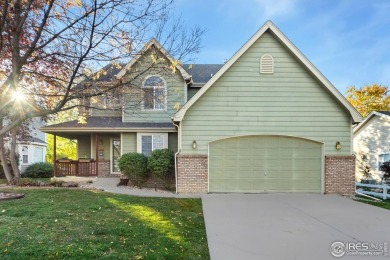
137,133,168,156
141,75,167,111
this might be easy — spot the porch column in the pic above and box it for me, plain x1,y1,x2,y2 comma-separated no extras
95,133,99,176
53,134,57,177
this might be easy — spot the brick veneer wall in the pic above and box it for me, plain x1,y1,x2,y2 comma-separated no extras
177,154,208,193
325,155,355,195
97,160,110,177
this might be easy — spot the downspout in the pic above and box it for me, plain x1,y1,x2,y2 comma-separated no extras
172,119,181,194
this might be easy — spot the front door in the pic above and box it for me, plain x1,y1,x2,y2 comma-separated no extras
111,139,121,173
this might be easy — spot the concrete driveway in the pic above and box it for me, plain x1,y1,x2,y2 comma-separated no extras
201,194,390,260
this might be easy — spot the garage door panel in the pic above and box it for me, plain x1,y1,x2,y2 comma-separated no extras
209,136,322,193
294,180,321,192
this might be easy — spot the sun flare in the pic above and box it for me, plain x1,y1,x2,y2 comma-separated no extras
12,90,25,102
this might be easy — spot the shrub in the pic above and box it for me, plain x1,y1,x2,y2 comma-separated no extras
23,162,54,178
148,149,175,190
118,153,149,187
380,161,390,181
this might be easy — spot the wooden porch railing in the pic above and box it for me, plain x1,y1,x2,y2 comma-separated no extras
55,160,98,177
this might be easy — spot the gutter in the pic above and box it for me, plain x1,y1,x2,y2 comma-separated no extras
171,118,181,194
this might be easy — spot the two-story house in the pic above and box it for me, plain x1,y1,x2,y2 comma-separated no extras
41,38,222,178
42,21,362,194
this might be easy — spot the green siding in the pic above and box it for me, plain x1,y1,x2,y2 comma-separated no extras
187,87,200,100
90,134,120,160
123,48,186,123
77,136,91,158
90,109,121,117
122,133,137,154
181,30,352,155
168,132,178,152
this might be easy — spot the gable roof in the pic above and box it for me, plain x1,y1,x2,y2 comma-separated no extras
353,111,390,134
183,64,223,83
116,38,191,81
173,20,363,123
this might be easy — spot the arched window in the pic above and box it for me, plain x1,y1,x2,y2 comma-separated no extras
260,54,274,74
142,75,166,110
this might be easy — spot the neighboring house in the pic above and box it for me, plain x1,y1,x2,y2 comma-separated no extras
353,111,390,182
41,21,362,194
4,117,47,173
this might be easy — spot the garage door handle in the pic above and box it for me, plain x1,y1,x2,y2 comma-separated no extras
264,171,267,176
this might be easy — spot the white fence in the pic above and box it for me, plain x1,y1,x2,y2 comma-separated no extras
355,182,390,200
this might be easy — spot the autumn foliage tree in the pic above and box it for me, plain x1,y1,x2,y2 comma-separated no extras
0,0,203,182
345,84,390,117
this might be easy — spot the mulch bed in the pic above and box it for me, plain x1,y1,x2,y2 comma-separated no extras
0,192,25,201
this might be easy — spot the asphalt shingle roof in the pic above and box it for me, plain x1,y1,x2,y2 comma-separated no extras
183,64,223,83
82,62,223,84
42,117,175,129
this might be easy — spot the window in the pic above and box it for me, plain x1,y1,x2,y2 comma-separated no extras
142,76,166,110
378,153,390,170
260,54,274,74
33,147,44,163
22,146,28,164
111,140,121,173
137,133,168,157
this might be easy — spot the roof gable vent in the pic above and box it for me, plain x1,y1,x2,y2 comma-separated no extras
260,54,274,74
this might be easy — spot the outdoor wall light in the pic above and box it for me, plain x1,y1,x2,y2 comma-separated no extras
335,141,341,150
192,140,197,149
99,139,103,145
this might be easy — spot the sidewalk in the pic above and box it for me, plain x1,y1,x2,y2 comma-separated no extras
90,177,201,198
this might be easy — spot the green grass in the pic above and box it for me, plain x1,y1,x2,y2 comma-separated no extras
354,196,390,210
0,189,209,259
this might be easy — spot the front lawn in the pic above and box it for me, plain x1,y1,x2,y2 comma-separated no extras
0,189,209,259
354,196,390,210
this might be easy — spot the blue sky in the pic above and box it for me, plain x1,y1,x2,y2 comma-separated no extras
175,0,390,94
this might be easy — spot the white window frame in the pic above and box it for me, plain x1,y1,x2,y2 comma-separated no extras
21,145,29,164
142,75,167,111
378,153,390,171
137,133,168,156
110,138,121,174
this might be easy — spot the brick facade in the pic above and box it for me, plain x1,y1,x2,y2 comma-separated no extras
177,155,356,195
324,155,355,195
97,160,110,177
177,154,208,193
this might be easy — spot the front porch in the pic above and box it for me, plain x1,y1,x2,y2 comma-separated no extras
55,159,110,177
50,132,121,177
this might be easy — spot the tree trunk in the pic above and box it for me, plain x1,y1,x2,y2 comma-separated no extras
0,125,13,182
9,128,20,179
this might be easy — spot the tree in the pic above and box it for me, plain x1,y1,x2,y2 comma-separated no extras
0,0,203,182
345,84,390,117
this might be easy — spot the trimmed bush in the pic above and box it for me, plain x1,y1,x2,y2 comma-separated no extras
380,161,390,181
148,149,175,190
118,153,149,187
23,162,54,178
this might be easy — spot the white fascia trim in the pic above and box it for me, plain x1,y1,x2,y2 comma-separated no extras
173,20,363,123
116,38,191,81
353,111,390,134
